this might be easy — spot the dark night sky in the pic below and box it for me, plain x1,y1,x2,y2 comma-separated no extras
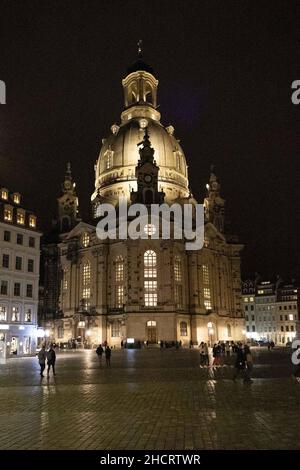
0,0,300,281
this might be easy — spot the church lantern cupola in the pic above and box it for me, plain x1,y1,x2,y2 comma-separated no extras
122,40,158,110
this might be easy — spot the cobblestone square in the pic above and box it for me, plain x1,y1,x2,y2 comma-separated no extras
0,347,299,450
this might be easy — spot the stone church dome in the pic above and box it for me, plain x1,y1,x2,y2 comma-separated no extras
92,55,190,206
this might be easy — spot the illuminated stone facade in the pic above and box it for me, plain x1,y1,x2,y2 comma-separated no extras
0,188,41,358
41,54,245,347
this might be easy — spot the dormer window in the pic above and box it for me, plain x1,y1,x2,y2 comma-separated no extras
13,193,20,204
17,210,25,225
105,149,113,170
4,206,13,222
29,215,36,228
1,189,8,200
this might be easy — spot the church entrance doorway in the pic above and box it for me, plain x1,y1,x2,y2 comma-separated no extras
146,320,157,344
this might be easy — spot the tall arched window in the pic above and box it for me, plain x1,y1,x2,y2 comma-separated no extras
82,260,91,307
144,250,157,306
227,324,232,338
202,265,212,310
62,267,68,291
115,255,124,308
174,256,183,308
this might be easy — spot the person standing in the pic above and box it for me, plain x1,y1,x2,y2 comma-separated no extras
105,345,111,367
47,344,56,376
233,344,246,381
199,342,206,366
212,344,221,366
244,344,253,383
38,345,46,377
96,344,104,364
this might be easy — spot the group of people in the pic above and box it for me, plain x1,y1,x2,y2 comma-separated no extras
199,340,254,383
37,344,56,377
95,344,112,366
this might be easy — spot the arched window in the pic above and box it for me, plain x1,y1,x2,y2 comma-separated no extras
82,260,91,306
144,250,157,306
227,324,232,338
115,256,124,282
202,265,212,310
63,267,68,290
180,321,188,336
115,255,124,307
174,256,183,308
81,232,90,247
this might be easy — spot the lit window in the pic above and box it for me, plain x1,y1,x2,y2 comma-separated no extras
82,232,90,247
115,285,124,307
82,261,91,286
144,250,157,278
82,288,90,299
250,296,254,302
13,193,20,204
1,189,8,200
4,208,12,221
144,224,156,237
289,314,293,321
82,261,91,304
144,250,157,307
203,265,212,310
180,321,187,336
29,215,36,228
105,149,113,170
115,256,124,282
244,297,249,303
12,306,20,322
0,306,7,321
25,308,32,322
111,321,121,337
144,280,157,306
17,211,25,225
63,268,68,290
174,257,182,282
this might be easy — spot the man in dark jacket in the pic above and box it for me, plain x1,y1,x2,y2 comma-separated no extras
38,346,46,377
47,345,56,376
105,346,111,367
233,344,246,381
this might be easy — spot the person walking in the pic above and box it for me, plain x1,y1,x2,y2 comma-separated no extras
47,344,56,376
105,345,111,367
96,344,104,364
212,343,221,366
233,344,246,381
244,344,253,383
199,342,205,365
38,345,46,377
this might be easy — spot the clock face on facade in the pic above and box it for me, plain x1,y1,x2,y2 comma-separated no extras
65,180,72,190
144,174,152,183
